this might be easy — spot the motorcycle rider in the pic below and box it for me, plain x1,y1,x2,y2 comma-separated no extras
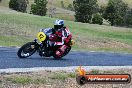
48,19,72,58
18,20,73,58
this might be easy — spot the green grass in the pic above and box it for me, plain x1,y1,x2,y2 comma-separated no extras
50,72,76,81
6,76,47,85
53,14,75,21
0,35,30,46
6,76,32,85
3,72,75,85
67,73,76,78
0,7,132,53
33,78,46,84
50,73,68,81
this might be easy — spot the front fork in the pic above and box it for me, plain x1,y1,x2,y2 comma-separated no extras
34,39,51,57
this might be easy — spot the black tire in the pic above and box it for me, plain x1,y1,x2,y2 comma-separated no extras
17,42,37,58
63,46,71,57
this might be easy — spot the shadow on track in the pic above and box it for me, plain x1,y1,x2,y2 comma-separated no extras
17,56,71,61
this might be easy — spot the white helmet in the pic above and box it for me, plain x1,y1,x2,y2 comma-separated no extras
54,20,64,30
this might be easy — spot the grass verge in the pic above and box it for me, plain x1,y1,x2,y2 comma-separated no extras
0,69,132,88
0,7,132,53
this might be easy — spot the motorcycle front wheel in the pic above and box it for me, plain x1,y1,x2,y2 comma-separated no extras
17,42,37,58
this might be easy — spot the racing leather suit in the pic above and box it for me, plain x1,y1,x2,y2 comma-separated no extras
41,27,72,57
49,27,72,57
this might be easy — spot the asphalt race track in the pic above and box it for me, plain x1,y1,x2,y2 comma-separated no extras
0,47,132,69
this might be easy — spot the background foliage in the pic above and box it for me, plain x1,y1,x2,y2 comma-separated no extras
73,0,99,23
9,0,28,12
30,0,48,16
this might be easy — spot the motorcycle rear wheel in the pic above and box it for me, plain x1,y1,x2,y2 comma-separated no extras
53,46,71,59
17,42,37,58
63,46,71,57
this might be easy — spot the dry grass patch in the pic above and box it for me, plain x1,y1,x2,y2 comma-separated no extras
0,69,132,88
75,37,132,52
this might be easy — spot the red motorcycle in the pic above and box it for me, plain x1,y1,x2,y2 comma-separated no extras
17,29,75,59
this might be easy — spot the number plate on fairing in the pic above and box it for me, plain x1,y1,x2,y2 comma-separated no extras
37,32,46,42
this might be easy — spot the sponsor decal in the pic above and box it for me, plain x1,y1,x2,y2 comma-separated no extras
76,66,131,85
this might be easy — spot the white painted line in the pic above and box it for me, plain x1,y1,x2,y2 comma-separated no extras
0,66,132,73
